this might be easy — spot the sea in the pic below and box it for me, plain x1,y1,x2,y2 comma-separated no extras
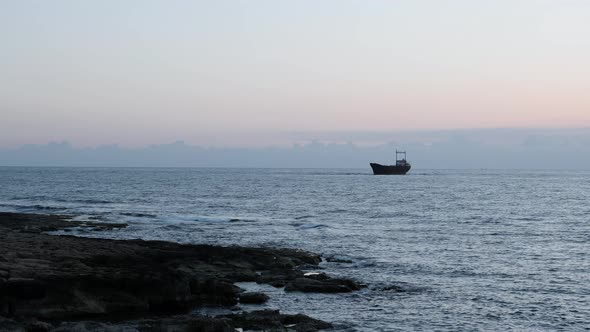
1,167,589,331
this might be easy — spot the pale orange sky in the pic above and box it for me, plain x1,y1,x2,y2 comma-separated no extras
1,0,589,147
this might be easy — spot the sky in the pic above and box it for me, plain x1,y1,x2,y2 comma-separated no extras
1,0,590,149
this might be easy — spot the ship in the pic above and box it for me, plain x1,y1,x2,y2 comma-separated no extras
370,150,411,175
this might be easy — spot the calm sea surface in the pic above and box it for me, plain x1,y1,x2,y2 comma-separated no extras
1,167,589,331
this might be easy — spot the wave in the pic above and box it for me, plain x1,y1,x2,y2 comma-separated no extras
296,223,328,229
306,172,370,176
156,214,258,224
294,215,315,220
75,199,114,204
29,205,66,211
156,224,188,231
324,255,354,264
326,209,348,214
11,198,115,205
372,282,428,294
120,212,157,218
228,218,257,223
195,216,245,223
512,216,544,222
10,195,51,201
0,203,66,211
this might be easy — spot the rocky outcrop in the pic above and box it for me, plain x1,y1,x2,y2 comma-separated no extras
285,276,362,293
11,310,333,332
239,292,269,304
223,310,333,332
0,212,360,331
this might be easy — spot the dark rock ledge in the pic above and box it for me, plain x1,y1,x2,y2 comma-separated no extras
0,212,363,331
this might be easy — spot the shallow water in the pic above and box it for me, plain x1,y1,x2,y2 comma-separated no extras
1,167,589,331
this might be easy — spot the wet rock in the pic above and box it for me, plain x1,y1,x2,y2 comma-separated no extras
302,272,330,280
224,309,332,332
184,317,235,332
256,270,302,288
136,316,235,332
0,318,23,332
0,212,356,327
24,319,53,332
1,278,47,300
189,279,240,306
285,275,363,293
296,263,323,270
0,212,126,233
50,321,117,332
239,292,269,304
37,311,332,332
225,270,257,282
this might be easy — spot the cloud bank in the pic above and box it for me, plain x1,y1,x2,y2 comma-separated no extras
1,128,589,169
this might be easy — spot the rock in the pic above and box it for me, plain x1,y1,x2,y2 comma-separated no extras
0,317,24,332
1,278,46,300
224,310,332,332
189,279,240,306
281,313,334,332
185,317,235,332
301,272,330,281
0,212,359,327
0,269,10,281
256,270,302,288
50,321,117,332
225,270,257,282
0,212,126,233
285,276,363,293
296,263,323,270
24,319,53,332
239,292,269,304
34,311,332,331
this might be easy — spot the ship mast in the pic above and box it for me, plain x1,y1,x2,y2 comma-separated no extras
396,150,406,162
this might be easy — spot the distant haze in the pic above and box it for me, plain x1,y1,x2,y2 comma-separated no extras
1,1,589,163
2,128,589,169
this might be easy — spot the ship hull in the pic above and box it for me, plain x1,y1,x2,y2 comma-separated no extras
370,163,411,175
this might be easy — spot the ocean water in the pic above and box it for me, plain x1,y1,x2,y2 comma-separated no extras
1,167,589,331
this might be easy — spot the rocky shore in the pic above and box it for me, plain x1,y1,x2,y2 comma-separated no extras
0,212,363,331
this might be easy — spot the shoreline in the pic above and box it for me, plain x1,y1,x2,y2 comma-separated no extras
0,212,363,331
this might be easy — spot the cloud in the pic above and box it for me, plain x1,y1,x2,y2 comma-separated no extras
1,128,589,169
